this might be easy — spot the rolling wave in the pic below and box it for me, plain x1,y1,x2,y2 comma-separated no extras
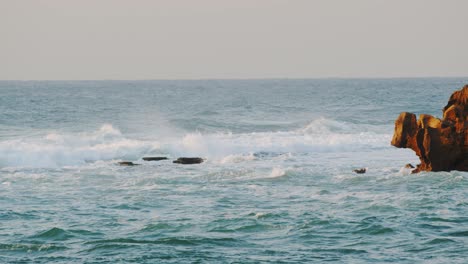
0,119,391,168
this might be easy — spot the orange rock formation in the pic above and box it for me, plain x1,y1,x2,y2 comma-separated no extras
391,85,468,173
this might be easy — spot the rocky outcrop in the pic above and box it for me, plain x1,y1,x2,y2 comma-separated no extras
173,157,204,164
118,161,140,166
142,157,168,161
353,168,366,174
391,85,468,173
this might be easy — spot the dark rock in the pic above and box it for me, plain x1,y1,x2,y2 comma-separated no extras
173,157,204,164
118,161,140,166
353,168,366,174
142,157,168,161
391,85,468,173
404,163,415,169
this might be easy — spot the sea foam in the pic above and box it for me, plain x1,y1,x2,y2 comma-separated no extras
164,118,391,159
0,124,159,168
0,118,391,168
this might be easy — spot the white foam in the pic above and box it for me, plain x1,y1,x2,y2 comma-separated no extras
0,124,159,168
219,153,256,164
268,167,287,178
0,118,392,168
398,166,415,176
163,118,391,159
300,117,353,134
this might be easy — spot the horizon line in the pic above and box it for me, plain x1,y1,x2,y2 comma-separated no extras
1,75,468,82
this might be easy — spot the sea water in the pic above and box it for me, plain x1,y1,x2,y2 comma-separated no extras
1,78,467,263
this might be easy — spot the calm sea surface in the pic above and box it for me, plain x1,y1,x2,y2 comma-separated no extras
1,78,468,263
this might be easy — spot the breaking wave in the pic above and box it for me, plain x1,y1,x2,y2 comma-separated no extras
0,124,159,168
165,118,391,158
0,118,391,168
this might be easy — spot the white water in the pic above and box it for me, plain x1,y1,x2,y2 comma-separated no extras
2,79,467,263
0,119,391,168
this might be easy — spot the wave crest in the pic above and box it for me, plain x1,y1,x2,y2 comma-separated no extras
0,118,391,168
0,124,159,168
164,118,390,159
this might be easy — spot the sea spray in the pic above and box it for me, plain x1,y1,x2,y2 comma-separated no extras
2,79,465,263
0,119,390,168
0,124,159,168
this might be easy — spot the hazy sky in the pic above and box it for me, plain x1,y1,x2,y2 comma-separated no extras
1,0,468,80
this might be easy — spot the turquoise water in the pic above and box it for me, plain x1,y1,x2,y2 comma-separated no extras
1,78,468,263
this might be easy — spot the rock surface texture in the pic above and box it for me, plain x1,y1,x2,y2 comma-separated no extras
173,157,204,164
142,157,168,161
391,85,468,173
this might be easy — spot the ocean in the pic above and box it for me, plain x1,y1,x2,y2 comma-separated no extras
1,78,468,263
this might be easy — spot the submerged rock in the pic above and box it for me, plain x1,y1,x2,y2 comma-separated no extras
391,85,468,173
173,157,204,164
118,161,140,166
353,168,366,174
142,157,168,161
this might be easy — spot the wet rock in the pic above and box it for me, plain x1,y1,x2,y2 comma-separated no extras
118,161,140,166
173,157,204,164
142,157,168,161
391,85,468,173
404,163,415,169
353,168,366,174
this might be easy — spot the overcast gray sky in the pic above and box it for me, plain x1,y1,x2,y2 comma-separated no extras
1,0,467,80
